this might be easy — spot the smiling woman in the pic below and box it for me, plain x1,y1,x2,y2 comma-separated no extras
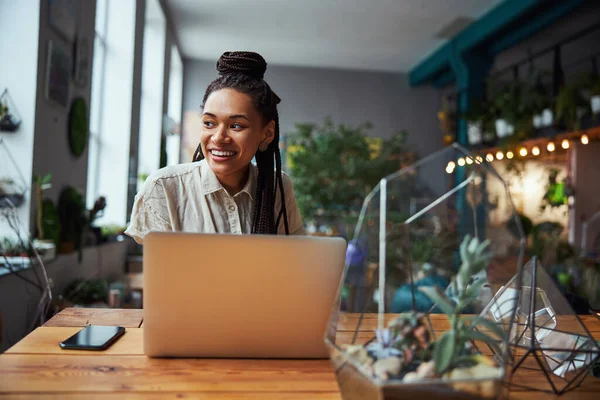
125,51,306,244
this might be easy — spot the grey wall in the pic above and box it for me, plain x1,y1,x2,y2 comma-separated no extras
183,61,443,188
30,0,97,212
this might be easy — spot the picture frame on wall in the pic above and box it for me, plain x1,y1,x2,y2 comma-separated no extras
48,0,78,43
45,40,71,108
73,37,89,86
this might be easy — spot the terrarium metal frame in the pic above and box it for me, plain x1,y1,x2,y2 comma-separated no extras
325,143,526,399
482,256,600,395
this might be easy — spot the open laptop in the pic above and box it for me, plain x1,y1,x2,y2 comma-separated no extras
143,232,347,358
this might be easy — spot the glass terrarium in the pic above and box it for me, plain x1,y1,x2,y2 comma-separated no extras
325,144,526,399
485,256,600,394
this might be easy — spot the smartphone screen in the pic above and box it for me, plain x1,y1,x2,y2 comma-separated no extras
60,325,125,350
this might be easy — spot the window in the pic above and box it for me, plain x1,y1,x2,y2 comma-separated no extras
86,0,136,226
137,0,166,187
86,0,108,210
166,45,183,166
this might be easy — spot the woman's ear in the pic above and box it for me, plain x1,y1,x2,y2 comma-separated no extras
262,120,275,144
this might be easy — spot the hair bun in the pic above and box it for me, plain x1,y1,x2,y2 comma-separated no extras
216,51,267,80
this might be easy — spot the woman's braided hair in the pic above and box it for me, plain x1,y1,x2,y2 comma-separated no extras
193,51,289,235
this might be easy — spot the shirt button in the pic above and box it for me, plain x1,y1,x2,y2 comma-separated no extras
229,205,236,212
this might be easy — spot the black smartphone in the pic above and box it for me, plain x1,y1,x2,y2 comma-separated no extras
60,325,126,350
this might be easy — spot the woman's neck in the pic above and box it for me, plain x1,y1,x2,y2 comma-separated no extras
215,165,250,196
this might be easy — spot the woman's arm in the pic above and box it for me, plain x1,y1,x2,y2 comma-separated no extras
125,179,173,244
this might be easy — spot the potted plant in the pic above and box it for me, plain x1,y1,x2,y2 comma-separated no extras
463,102,490,146
287,117,415,235
330,236,507,399
0,177,26,208
582,74,600,115
522,70,553,128
57,186,88,260
555,83,589,131
85,196,107,245
488,81,531,139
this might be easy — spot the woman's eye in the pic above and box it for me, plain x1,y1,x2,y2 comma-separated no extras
231,123,244,129
203,121,215,128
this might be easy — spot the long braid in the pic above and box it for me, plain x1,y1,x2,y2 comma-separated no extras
195,51,289,235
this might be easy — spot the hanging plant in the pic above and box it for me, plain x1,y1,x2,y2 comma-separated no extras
555,83,589,131
0,89,22,132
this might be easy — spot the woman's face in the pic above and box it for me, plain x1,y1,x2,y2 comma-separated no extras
200,88,274,189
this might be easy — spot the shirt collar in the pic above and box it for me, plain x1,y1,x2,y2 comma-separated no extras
200,159,256,200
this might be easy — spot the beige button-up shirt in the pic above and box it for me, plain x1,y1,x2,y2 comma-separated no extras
125,160,306,244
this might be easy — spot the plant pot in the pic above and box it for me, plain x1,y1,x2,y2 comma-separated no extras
591,95,600,114
33,239,56,262
495,119,514,138
59,241,75,254
542,109,554,126
0,193,25,208
467,122,482,145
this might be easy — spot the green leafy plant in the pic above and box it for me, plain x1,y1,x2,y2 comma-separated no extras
57,186,88,259
63,278,108,305
555,83,589,130
419,235,505,375
288,118,415,221
488,80,532,137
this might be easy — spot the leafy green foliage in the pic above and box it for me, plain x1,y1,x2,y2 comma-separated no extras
287,117,413,220
555,83,589,130
419,235,505,375
58,186,88,260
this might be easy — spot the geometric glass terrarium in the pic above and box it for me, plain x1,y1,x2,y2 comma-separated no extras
325,143,526,399
485,256,600,394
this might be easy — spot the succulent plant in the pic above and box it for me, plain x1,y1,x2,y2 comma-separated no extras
419,235,505,375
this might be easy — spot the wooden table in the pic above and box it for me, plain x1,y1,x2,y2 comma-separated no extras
0,308,599,399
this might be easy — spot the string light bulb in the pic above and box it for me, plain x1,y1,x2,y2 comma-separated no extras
532,146,540,156
519,147,528,157
458,157,465,166
496,151,504,160
486,153,494,162
507,151,514,159
562,139,570,149
475,155,483,164
448,161,456,169
466,156,473,165
445,164,454,174
581,134,589,145
547,142,555,152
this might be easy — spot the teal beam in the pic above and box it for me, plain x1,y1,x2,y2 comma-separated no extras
432,68,455,89
488,0,585,55
409,0,545,87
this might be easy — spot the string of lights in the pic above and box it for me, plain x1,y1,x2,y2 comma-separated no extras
445,127,597,174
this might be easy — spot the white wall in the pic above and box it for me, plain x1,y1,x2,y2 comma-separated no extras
0,0,41,239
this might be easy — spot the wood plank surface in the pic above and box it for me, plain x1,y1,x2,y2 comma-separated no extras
2,309,598,399
0,355,338,393
6,328,143,356
43,308,143,328
0,393,341,399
